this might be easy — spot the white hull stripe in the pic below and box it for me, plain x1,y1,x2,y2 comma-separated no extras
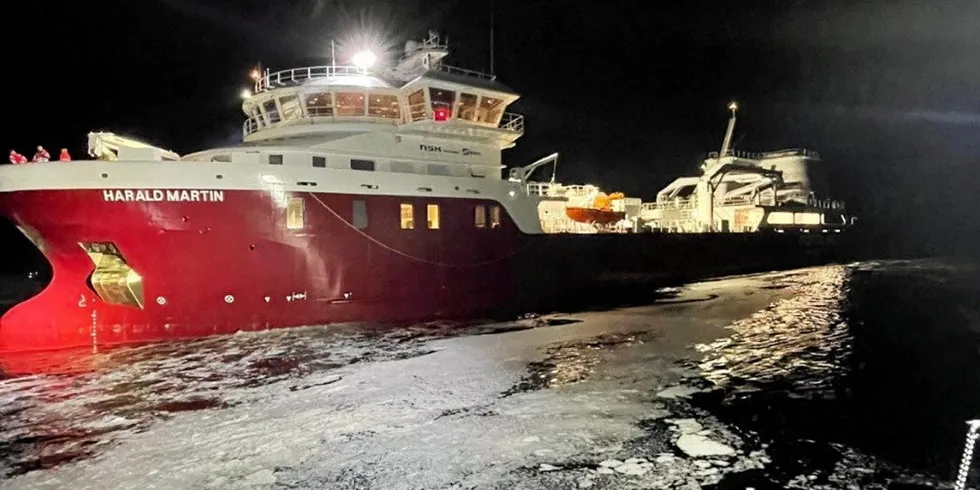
0,161,544,233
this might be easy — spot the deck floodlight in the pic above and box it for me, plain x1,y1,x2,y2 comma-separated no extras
352,50,377,70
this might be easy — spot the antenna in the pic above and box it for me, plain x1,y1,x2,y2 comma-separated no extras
489,0,495,76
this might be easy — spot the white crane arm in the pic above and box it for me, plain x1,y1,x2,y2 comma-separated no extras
87,132,181,161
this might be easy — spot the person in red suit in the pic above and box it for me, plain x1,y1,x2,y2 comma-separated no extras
59,148,71,161
32,146,50,163
8,150,27,164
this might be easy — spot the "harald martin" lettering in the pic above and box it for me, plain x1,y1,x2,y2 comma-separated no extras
102,189,225,202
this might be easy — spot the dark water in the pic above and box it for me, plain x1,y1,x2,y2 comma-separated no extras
692,259,980,488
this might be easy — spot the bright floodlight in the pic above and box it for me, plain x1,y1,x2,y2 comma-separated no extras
241,89,251,99
728,101,739,111
352,50,377,69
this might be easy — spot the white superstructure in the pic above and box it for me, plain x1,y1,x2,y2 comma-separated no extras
508,102,853,234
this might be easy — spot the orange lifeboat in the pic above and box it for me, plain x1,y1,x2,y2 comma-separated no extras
565,192,627,225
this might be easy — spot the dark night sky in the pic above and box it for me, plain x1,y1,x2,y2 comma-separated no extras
5,0,980,255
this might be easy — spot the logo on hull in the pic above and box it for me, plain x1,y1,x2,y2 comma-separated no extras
419,144,481,156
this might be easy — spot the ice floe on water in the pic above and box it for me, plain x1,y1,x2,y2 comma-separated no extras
0,263,963,489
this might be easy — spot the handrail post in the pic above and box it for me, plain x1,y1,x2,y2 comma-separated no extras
955,420,980,490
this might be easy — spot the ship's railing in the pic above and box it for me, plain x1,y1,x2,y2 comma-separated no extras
708,148,821,161
640,195,845,211
242,110,525,137
431,63,497,81
642,198,696,211
500,113,524,133
254,63,496,93
525,183,599,197
255,66,366,92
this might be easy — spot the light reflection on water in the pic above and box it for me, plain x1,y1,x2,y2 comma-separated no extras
0,320,523,478
691,260,980,486
695,265,852,398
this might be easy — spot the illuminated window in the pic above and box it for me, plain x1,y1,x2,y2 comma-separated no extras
427,204,440,229
475,205,486,228
286,197,304,229
428,88,455,119
408,90,427,121
400,203,414,229
490,205,501,228
279,95,302,120
305,92,333,116
767,212,793,225
477,96,505,125
456,93,478,121
352,200,368,229
262,99,280,123
335,92,365,116
368,93,401,119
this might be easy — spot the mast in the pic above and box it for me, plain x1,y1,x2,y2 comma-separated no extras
705,101,738,232
718,101,738,160
489,0,495,76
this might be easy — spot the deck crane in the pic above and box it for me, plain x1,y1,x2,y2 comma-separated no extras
508,152,558,186
86,132,181,161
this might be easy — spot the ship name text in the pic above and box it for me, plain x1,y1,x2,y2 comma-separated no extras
102,189,225,202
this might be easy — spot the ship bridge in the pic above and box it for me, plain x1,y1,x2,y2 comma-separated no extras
241,32,523,149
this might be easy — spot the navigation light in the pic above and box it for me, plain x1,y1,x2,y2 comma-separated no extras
433,107,449,122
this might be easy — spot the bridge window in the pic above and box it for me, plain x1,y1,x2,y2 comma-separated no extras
268,154,283,165
279,95,302,120
262,99,280,123
352,200,368,229
408,90,426,121
475,205,486,228
400,203,414,229
456,93,478,121
391,161,416,173
247,106,261,123
312,156,326,168
305,92,333,116
351,159,375,171
477,96,505,124
336,92,365,116
426,204,440,229
429,88,455,118
368,94,400,119
490,205,501,228
286,197,304,229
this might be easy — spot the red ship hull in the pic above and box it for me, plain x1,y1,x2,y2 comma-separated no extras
0,188,848,355
0,189,524,351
